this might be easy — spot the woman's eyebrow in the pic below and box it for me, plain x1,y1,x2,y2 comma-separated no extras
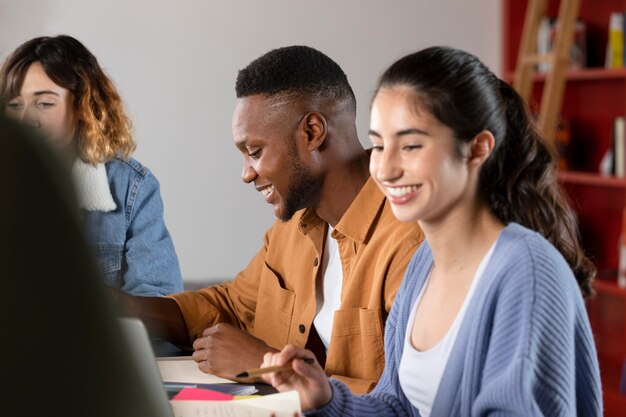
396,128,429,137
33,90,60,97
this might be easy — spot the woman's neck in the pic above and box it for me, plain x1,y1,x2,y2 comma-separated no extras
420,201,504,280
59,141,80,168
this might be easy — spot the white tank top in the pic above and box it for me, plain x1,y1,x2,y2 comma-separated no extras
313,226,343,350
398,241,496,417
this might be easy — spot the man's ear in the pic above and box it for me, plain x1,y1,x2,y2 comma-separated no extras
469,130,495,166
302,112,327,152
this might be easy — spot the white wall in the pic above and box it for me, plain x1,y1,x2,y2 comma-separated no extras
0,0,501,285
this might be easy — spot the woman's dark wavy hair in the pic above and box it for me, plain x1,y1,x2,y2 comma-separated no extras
377,46,594,297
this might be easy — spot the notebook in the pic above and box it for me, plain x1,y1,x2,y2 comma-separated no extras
157,357,258,396
118,318,302,417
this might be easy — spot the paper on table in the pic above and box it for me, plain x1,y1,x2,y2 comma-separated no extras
170,390,301,417
157,358,235,384
173,387,234,401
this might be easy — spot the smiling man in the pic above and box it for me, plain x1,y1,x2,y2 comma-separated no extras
113,46,423,393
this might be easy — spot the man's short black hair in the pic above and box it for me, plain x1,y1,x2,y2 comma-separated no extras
235,45,355,108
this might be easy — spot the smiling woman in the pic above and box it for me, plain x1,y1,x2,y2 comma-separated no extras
261,46,602,417
368,87,473,225
0,35,183,298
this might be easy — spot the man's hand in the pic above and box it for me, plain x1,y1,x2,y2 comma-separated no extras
191,323,278,382
104,286,190,347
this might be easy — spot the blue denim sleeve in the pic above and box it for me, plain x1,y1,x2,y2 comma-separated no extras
121,170,183,296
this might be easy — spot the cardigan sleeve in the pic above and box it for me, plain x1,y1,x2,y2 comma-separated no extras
470,235,602,416
310,379,411,417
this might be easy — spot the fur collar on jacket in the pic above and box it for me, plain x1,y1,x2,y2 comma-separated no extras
72,159,117,212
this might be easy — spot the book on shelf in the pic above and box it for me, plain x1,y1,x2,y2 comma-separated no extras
554,117,571,171
599,147,613,176
614,116,625,177
599,116,626,176
602,10,626,69
619,359,626,395
619,207,626,289
606,12,624,69
537,16,586,72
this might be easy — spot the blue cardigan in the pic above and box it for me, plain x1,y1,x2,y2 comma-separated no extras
314,223,602,416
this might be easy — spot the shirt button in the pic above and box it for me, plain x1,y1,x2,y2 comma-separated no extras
299,324,306,333
313,257,319,267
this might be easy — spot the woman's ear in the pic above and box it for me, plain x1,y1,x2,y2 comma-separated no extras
469,130,495,166
302,112,327,152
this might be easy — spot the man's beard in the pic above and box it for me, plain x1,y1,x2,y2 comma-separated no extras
280,146,323,222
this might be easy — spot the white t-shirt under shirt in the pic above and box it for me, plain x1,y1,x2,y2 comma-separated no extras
313,226,343,350
398,241,497,417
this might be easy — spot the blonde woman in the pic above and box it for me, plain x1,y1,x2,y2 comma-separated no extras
1,35,182,297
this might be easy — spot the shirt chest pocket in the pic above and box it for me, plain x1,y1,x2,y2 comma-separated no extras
253,262,295,350
91,245,124,289
326,308,386,381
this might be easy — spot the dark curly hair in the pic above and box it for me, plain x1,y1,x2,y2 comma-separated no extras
377,46,595,297
235,45,355,111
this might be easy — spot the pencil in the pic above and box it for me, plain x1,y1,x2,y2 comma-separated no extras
235,357,315,378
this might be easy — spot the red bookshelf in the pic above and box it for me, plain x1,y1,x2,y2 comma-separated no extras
586,279,626,415
559,172,626,272
503,1,626,415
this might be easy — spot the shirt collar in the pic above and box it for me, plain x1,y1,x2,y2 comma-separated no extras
297,176,385,244
333,177,385,243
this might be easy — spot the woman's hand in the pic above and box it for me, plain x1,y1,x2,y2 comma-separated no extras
261,344,332,411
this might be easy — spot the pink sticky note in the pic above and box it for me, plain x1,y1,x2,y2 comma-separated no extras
172,387,234,401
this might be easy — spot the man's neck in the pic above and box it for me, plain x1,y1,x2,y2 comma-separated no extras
314,149,370,227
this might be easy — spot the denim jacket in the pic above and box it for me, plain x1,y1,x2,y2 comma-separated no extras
74,157,183,297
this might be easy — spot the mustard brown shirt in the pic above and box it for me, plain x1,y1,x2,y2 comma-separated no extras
170,177,423,393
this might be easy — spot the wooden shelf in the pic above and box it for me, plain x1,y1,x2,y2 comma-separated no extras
565,68,626,81
503,68,626,83
594,279,626,297
559,171,626,188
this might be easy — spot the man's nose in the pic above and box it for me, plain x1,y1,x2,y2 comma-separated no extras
241,161,257,184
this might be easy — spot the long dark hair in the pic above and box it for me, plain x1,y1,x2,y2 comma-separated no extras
0,35,134,164
377,46,594,297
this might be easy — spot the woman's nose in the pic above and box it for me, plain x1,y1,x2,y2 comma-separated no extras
21,106,41,128
375,149,403,182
